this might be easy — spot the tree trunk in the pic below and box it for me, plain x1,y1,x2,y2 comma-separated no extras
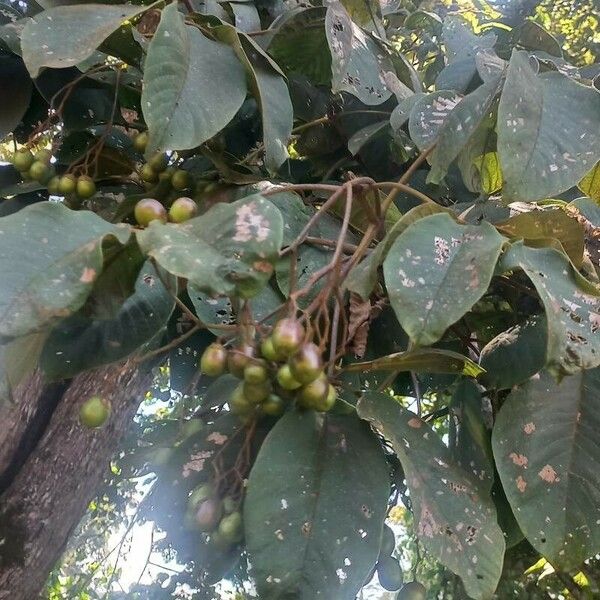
0,359,153,599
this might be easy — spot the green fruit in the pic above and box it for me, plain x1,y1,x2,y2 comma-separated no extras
398,581,426,599
276,364,302,390
210,530,232,551
289,342,323,384
200,342,227,377
313,384,337,412
222,496,237,514
188,483,214,510
377,556,403,591
133,131,148,152
243,380,271,404
260,337,281,362
13,148,34,171
47,176,60,195
195,498,222,532
227,344,255,378
230,384,252,415
149,152,169,172
34,149,52,164
262,393,285,417
58,174,77,195
380,524,396,557
140,163,158,183
171,169,190,191
218,511,243,542
243,361,268,384
29,161,51,183
76,176,96,199
79,396,111,428
298,374,329,409
134,198,167,227
272,318,305,357
169,197,198,223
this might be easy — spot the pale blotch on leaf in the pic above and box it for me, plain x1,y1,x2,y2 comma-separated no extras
538,464,560,483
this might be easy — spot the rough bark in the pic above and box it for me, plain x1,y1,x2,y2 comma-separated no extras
0,359,153,599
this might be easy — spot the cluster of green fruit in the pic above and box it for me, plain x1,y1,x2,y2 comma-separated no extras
200,318,337,421
185,482,243,551
12,148,96,199
79,396,111,429
134,196,198,226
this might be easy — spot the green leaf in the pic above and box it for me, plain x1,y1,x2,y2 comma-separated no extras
0,202,130,338
244,411,390,600
347,121,388,156
500,242,600,375
343,347,483,377
517,20,562,57
383,213,506,346
479,314,547,390
229,1,260,32
496,208,585,267
40,261,174,379
357,392,505,600
21,3,146,77
137,195,283,299
492,369,600,569
578,161,600,202
339,0,383,34
498,51,600,202
0,54,32,141
325,1,393,105
142,4,247,155
428,78,501,185
346,203,449,298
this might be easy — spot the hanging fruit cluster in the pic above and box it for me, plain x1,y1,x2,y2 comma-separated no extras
199,317,338,422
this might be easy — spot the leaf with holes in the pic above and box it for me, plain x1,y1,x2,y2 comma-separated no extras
137,195,283,299
357,392,505,599
244,410,390,600
492,369,600,569
0,202,130,338
500,242,600,376
383,213,506,346
142,4,247,154
21,3,146,77
498,50,600,202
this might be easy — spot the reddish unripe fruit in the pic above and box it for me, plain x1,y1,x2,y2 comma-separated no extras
140,163,158,183
169,197,198,223
133,131,148,152
200,342,227,377
134,198,167,227
148,152,169,172
271,318,305,357
171,169,190,191
195,498,222,532
12,149,34,171
58,174,76,195
261,394,285,417
243,361,268,384
313,383,337,412
243,380,271,404
298,374,329,409
76,176,96,199
227,344,255,378
188,483,214,511
276,364,302,390
79,396,111,428
289,342,323,384
260,337,280,362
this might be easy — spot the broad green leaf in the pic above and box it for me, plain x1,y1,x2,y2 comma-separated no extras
383,213,506,346
245,411,390,600
492,370,600,569
343,347,483,377
214,24,292,173
137,195,283,299
428,78,501,185
500,242,600,375
21,3,146,77
408,90,462,151
517,20,562,57
357,392,505,599
480,315,547,389
142,4,247,155
472,151,502,194
390,93,424,131
40,261,174,379
0,202,130,338
578,162,600,202
340,0,384,34
0,55,31,141
496,209,585,267
346,203,449,298
498,51,600,202
325,1,393,105
229,1,260,32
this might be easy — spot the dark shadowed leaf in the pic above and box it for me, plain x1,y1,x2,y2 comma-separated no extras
0,54,32,141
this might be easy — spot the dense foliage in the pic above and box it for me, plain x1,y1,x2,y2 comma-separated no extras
0,0,599,596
